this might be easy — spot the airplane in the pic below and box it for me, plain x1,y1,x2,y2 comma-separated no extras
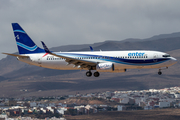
2,23,177,77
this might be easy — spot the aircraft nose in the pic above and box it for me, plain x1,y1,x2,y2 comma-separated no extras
171,57,177,61
170,57,177,64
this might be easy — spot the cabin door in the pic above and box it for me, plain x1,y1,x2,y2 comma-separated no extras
153,54,158,62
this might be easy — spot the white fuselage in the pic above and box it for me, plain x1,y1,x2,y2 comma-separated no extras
17,50,177,72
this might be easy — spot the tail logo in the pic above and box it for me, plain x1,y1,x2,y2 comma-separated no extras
15,35,19,39
17,42,38,51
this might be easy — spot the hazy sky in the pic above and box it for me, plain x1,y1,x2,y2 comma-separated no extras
1,0,180,59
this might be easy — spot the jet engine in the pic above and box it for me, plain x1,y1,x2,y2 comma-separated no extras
96,62,126,72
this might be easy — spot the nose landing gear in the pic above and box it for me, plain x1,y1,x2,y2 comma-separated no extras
158,67,168,75
158,71,162,75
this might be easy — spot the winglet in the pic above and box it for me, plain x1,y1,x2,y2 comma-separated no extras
89,46,94,51
41,41,51,53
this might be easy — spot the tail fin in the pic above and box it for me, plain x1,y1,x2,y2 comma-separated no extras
12,23,45,54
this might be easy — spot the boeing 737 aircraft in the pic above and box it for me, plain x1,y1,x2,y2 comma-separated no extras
3,23,177,77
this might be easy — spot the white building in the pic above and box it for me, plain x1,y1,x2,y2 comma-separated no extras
120,97,129,104
159,101,170,108
117,105,125,111
37,103,46,108
57,107,67,115
48,103,55,107
134,98,141,105
105,91,112,97
174,94,180,98
144,106,153,110
57,103,67,107
30,102,37,107
40,108,46,113
46,107,55,113
0,113,7,120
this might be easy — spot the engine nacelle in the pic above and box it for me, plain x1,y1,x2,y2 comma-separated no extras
96,62,114,72
96,62,126,73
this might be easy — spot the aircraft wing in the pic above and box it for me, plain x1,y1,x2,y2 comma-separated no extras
41,41,97,69
2,53,29,58
52,52,97,69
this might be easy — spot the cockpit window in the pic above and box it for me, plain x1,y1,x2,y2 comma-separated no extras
163,54,171,57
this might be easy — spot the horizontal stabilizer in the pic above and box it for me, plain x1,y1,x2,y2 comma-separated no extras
2,53,29,58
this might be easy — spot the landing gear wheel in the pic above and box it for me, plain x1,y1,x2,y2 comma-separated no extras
86,71,92,77
94,71,100,77
158,71,162,75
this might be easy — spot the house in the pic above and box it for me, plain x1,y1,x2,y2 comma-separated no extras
174,94,180,98
134,98,141,105
117,105,126,111
159,101,170,108
144,106,153,110
46,107,55,113
57,107,67,115
57,103,67,107
139,102,146,107
0,113,7,120
37,103,46,108
30,102,37,107
65,107,77,115
74,105,86,115
68,95,75,98
120,97,129,104
40,108,47,113
48,103,56,107
148,101,155,106
110,97,120,102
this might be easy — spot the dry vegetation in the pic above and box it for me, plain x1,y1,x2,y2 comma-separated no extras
65,109,180,120
55,97,116,106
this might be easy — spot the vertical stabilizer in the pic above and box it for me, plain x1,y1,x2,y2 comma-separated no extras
12,23,45,54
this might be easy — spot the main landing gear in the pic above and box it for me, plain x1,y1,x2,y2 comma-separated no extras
158,70,162,75
86,71,100,77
